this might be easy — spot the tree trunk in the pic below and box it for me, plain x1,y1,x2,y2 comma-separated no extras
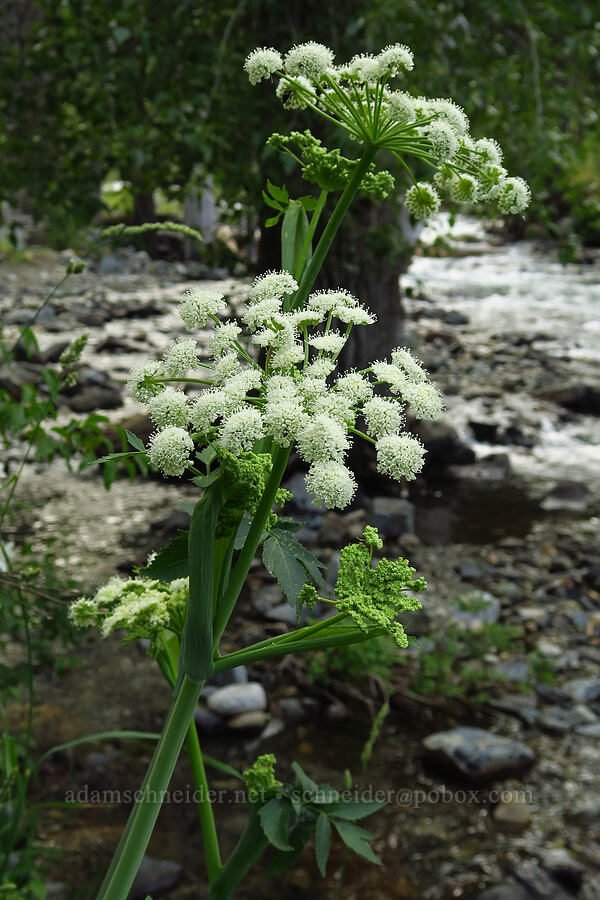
318,194,415,370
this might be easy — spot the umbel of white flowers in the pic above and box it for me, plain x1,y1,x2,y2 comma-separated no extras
127,272,444,509
244,41,530,219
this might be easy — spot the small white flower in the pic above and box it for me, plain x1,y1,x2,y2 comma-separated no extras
405,182,441,220
371,360,409,393
127,360,164,403
179,287,226,328
223,369,263,402
449,173,478,204
244,47,283,84
390,348,428,384
476,163,507,200
289,309,325,329
377,44,414,77
429,99,470,136
402,381,444,420
264,398,308,446
218,408,265,455
385,90,417,124
270,342,305,371
425,120,458,162
296,414,349,463
363,396,404,438
309,331,347,355
474,137,503,165
297,376,329,404
497,177,531,214
69,596,98,627
347,53,380,84
333,303,376,326
211,352,242,384
250,270,299,303
313,394,355,426
376,434,425,482
335,371,373,402
308,288,358,314
276,75,315,109
242,297,282,330
148,426,194,477
189,390,225,432
304,358,336,379
305,461,357,509
163,338,199,377
284,42,334,81
210,321,242,358
149,390,190,428
264,375,299,401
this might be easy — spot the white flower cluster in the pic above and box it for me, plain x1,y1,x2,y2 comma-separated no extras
126,273,443,509
245,41,531,219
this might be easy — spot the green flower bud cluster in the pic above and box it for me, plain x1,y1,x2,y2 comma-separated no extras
243,754,282,802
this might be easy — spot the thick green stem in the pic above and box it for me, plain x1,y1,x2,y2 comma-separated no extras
208,807,269,900
212,445,290,644
291,147,376,311
96,675,203,900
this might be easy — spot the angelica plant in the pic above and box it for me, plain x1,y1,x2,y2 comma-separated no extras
82,39,530,900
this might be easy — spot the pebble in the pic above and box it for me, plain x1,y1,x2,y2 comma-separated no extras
370,496,415,537
423,727,535,781
227,710,269,730
565,799,600,825
563,677,600,704
542,848,586,891
207,682,267,717
492,794,532,832
478,884,530,900
449,590,500,629
131,856,182,899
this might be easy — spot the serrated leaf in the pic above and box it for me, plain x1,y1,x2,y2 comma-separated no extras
263,533,307,606
332,820,381,865
126,430,145,452
197,445,217,468
320,800,386,820
93,450,144,464
141,530,189,581
191,469,222,488
298,195,319,211
265,817,315,876
259,798,294,851
265,214,282,228
291,762,318,799
315,812,331,877
268,527,326,596
267,179,289,203
262,190,283,211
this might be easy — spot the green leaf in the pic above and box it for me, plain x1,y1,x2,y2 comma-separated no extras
198,445,217,468
93,450,144,465
265,213,282,228
126,430,145,452
262,190,283,211
291,762,318,799
259,798,294,851
298,195,319,211
202,754,243,781
33,730,159,772
281,202,302,275
267,179,289,203
315,812,331,877
191,469,222,488
141,531,189,581
332,820,381,865
263,532,307,606
320,800,386,820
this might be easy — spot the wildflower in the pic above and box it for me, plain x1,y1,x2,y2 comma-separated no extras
276,75,315,109
69,596,99,628
497,177,531,214
249,271,298,303
211,352,242,384
390,347,428,383
375,434,426,482
425,120,458,162
189,390,225,433
179,287,226,329
304,358,336,379
244,47,283,84
264,398,308,446
377,44,414,77
363,525,383,550
242,297,282,330
210,321,242,358
284,42,334,81
308,288,358,315
405,182,441,220
474,137,503,165
477,163,507,200
449,173,478,204
127,360,164,403
270,342,305,370
402,381,444,420
147,426,194,477
336,371,373,402
429,99,469,136
296,414,349,463
305,460,357,509
314,393,355,426
363,396,404,438
163,338,199,377
385,90,417,124
297,376,328,404
333,303,376,326
347,53,381,84
218,408,265,455
309,331,347,355
243,754,282,801
148,390,190,428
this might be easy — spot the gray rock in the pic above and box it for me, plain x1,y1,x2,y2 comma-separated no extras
574,722,600,737
542,848,585,891
227,710,269,730
478,884,530,900
536,381,600,415
492,793,532,832
490,694,539,727
517,606,549,626
131,856,182,899
422,727,535,781
207,666,248,688
262,603,301,627
563,677,600,704
565,799,600,825
538,706,591,735
64,384,123,412
456,559,482,579
412,421,476,466
98,253,128,275
494,660,530,684
541,481,595,511
511,860,574,900
445,309,470,325
371,496,415,537
278,697,306,722
250,583,284,616
207,682,267,717
450,591,500,629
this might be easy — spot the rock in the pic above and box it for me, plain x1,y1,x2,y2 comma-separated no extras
538,706,591,735
64,384,123,412
413,421,476,466
98,253,129,275
511,860,574,900
565,799,600,825
206,666,248,688
574,722,600,737
492,793,532,832
536,639,562,659
469,421,500,443
444,309,470,325
563,677,600,704
207,682,267,717
490,694,539,727
449,591,500,629
278,697,307,722
456,559,483,580
536,381,600,415
282,471,323,515
131,856,182,899
478,884,530,900
371,496,415,537
326,701,348,721
193,706,224,734
494,660,529,684
517,607,549,626
542,848,585,891
227,710,270,730
422,727,535,781
262,602,301,627
541,481,595,512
